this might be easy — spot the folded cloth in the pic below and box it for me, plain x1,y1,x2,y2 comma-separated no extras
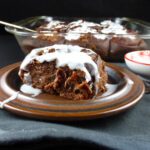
0,94,150,150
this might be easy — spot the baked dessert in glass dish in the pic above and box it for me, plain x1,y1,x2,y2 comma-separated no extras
5,16,150,61
19,44,107,100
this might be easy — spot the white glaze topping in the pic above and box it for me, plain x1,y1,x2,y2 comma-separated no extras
41,19,130,40
23,73,32,83
41,20,66,30
45,17,53,22
93,34,108,40
65,33,81,40
102,83,118,96
100,20,127,34
64,20,129,40
20,84,42,96
67,20,101,33
0,92,19,109
19,44,100,83
65,20,106,40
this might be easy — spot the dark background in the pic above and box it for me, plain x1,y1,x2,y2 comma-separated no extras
0,0,150,34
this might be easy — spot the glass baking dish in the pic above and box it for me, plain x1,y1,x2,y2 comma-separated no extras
5,16,150,62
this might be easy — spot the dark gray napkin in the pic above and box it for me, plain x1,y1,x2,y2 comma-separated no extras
0,94,150,150
0,35,150,150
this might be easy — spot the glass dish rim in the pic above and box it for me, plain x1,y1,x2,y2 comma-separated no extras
5,16,150,38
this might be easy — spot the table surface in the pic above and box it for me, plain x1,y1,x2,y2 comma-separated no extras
0,35,150,150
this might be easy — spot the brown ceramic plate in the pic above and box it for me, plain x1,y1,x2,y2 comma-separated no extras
0,63,145,121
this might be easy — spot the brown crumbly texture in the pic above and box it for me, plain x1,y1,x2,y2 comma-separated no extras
19,49,107,100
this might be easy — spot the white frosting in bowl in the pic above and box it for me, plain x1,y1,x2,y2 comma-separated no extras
125,50,150,65
125,50,150,78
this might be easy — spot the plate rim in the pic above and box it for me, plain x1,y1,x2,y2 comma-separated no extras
0,62,145,121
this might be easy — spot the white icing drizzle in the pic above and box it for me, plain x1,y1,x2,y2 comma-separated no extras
67,20,101,33
41,20,66,30
65,33,81,40
100,20,127,34
102,84,118,96
65,33,107,40
65,20,105,40
93,34,108,40
64,20,129,40
45,17,53,22
39,19,131,40
23,73,32,83
19,45,100,83
20,84,42,97
0,92,19,109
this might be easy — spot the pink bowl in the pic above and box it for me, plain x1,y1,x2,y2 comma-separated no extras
124,50,150,78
